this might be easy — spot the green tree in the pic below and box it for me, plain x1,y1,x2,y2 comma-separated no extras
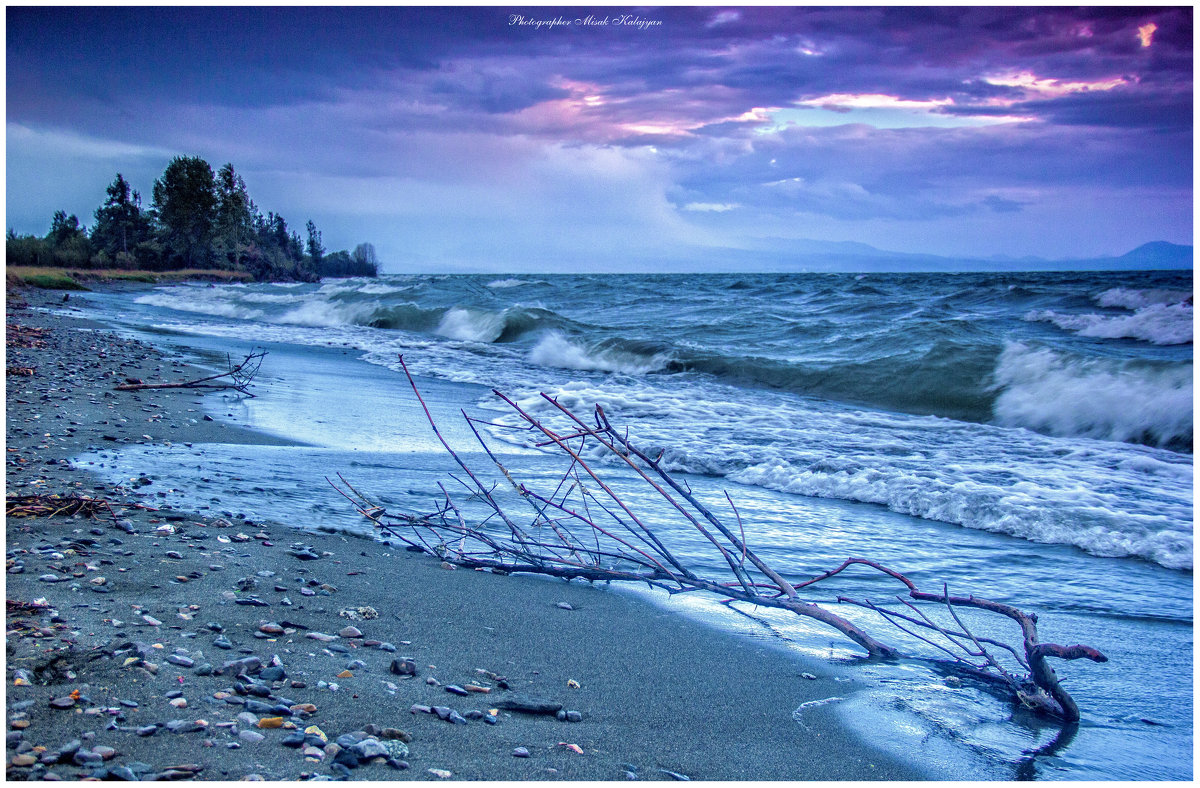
305,219,324,264
91,173,151,266
6,228,49,268
213,163,255,270
151,156,217,269
45,210,93,267
352,242,380,276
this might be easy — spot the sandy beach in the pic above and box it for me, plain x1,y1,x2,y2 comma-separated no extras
5,284,926,782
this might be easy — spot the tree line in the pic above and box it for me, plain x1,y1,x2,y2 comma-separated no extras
6,156,380,280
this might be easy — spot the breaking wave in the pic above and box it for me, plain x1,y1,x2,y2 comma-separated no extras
529,332,672,374
991,342,1192,449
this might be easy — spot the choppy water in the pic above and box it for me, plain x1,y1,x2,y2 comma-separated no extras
70,271,1191,780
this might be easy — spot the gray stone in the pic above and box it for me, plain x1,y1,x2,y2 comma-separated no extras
380,740,409,760
333,748,359,768
352,739,388,761
390,658,417,677
566,711,583,723
73,750,103,767
239,730,265,744
166,655,194,668
136,725,158,737
513,747,530,758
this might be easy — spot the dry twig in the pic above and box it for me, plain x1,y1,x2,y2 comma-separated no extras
6,493,117,523
115,349,266,397
332,355,1107,722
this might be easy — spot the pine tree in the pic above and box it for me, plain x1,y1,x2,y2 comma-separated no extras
151,156,217,269
92,173,151,266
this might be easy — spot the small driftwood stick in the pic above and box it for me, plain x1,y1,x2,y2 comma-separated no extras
115,349,266,397
332,356,1107,722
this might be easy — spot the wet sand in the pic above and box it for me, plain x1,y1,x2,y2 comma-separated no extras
5,285,926,781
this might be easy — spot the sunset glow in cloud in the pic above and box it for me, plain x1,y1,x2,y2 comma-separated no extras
5,6,1191,269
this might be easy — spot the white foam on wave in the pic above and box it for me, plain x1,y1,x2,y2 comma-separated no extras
1095,287,1192,311
134,290,266,321
529,333,670,375
991,342,1192,447
487,278,526,289
1024,303,1192,345
730,457,1191,569
484,374,1192,570
435,307,506,343
276,299,381,328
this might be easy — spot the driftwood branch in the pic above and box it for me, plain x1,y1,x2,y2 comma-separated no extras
332,355,1107,722
115,349,266,397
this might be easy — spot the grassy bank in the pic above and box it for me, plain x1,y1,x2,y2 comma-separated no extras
6,266,254,289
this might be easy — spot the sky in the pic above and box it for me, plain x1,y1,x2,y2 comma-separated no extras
5,4,1194,272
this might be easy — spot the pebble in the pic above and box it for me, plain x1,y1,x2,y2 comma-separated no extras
239,730,265,744
445,685,468,696
513,747,531,758
556,602,574,610
259,666,286,682
48,697,76,710
801,672,818,680
379,740,409,760
390,658,417,676
428,768,453,779
338,626,362,638
259,622,284,635
213,635,233,649
166,655,194,667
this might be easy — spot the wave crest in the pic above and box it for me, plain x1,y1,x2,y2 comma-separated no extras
991,342,1192,449
529,333,671,375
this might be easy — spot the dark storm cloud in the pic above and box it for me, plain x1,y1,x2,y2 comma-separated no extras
6,5,1192,264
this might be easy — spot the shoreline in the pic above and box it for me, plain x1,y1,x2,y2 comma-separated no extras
5,284,929,781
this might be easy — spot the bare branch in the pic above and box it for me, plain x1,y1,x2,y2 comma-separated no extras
336,360,1108,723
115,349,267,397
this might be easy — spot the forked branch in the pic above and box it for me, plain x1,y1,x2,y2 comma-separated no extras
332,355,1107,722
115,349,267,397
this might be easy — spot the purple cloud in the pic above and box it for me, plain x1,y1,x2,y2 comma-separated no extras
5,6,1191,268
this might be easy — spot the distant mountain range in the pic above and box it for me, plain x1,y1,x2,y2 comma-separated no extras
720,239,1194,273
